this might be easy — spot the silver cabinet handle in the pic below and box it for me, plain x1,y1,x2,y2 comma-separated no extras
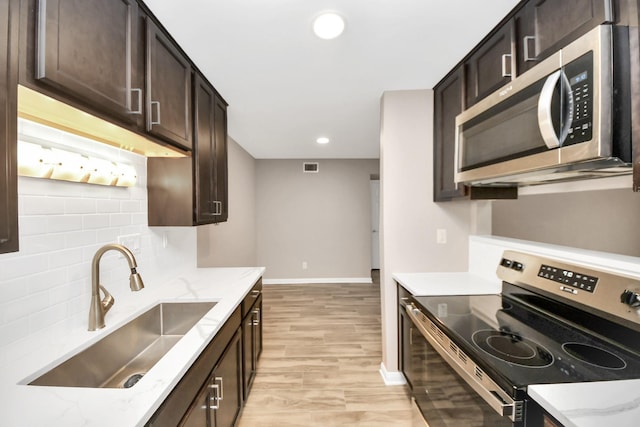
537,70,573,149
208,379,220,410
150,101,161,125
251,290,261,296
216,377,224,401
130,88,142,115
213,201,222,216
253,308,261,326
523,36,536,62
501,54,512,77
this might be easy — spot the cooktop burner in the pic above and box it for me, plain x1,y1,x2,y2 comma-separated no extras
472,329,554,368
562,342,627,370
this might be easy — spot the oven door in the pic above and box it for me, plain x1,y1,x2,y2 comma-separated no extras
405,304,519,427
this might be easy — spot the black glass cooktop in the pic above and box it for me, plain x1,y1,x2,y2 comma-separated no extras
411,285,640,394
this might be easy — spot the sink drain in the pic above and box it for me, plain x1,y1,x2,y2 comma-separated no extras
123,373,145,388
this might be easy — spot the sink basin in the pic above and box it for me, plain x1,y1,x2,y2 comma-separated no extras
29,301,217,388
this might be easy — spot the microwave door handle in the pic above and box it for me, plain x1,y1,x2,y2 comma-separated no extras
537,70,562,149
558,72,574,145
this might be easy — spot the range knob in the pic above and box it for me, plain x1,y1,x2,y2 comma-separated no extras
620,289,640,308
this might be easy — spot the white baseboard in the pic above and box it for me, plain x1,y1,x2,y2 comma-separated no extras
379,362,407,386
262,277,373,285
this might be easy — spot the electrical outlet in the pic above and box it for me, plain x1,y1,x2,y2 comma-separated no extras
436,229,447,244
117,233,141,255
302,261,308,270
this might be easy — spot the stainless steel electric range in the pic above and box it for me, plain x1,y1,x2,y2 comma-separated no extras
400,250,640,426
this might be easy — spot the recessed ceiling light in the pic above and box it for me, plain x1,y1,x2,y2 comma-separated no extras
313,12,345,40
316,137,330,144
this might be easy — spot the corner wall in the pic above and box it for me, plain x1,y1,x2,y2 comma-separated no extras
197,137,257,267
379,90,485,377
255,159,379,282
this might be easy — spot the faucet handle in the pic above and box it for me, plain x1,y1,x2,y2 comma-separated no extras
100,285,115,315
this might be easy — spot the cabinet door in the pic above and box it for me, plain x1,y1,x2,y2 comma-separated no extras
194,74,216,224
464,19,515,107
35,0,141,122
146,19,192,150
398,306,413,389
433,67,466,201
0,0,19,254
211,330,242,427
180,380,211,427
212,95,228,222
518,0,613,67
242,295,262,400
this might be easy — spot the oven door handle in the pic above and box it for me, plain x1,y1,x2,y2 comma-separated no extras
405,305,521,422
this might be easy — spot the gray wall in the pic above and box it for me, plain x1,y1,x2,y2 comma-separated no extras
198,137,257,267
255,159,379,281
492,188,640,257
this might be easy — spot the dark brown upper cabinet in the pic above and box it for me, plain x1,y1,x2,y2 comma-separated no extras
145,19,192,151
34,0,142,124
464,19,515,108
0,0,19,254
515,0,613,74
212,93,229,222
147,73,228,227
433,67,466,201
194,75,228,224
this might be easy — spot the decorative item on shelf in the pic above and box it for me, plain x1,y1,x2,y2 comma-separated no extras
17,141,137,187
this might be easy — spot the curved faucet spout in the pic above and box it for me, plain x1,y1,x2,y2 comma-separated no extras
89,244,145,331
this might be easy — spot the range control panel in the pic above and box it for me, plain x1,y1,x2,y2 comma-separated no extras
496,250,640,328
538,264,598,293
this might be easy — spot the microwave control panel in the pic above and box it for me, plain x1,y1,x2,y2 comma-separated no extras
564,51,593,146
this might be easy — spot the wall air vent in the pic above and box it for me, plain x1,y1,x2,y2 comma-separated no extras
303,162,319,173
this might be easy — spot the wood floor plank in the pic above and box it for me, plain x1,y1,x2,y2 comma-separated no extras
237,274,413,426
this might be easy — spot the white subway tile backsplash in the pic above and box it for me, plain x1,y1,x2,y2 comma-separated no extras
97,199,120,213
0,318,30,348
0,120,197,365
0,254,49,281
22,196,66,215
64,230,98,248
27,268,69,294
110,213,132,227
3,291,49,324
0,277,28,302
82,214,110,230
48,248,83,270
46,215,83,233
121,200,141,213
65,198,98,214
29,303,69,334
19,216,47,236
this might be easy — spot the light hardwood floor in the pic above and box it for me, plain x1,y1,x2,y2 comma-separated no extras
237,273,413,427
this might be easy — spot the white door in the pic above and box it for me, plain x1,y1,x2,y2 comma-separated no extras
370,179,380,269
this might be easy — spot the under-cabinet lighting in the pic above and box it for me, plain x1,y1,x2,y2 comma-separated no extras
17,141,137,187
316,137,330,144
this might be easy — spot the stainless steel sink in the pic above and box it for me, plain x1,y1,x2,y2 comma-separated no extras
29,301,217,388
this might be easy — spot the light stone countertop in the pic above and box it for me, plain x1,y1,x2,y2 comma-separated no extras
393,271,501,296
529,381,640,427
393,269,640,427
0,266,264,427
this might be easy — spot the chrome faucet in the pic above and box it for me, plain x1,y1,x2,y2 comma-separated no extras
88,244,145,331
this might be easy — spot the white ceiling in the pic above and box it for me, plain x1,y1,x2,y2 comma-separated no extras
143,0,519,159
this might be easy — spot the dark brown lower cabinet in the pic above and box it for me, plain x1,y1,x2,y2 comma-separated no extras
182,330,243,427
147,308,242,427
242,293,262,399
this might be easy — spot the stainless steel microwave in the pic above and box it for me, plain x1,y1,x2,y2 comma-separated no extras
455,25,632,187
